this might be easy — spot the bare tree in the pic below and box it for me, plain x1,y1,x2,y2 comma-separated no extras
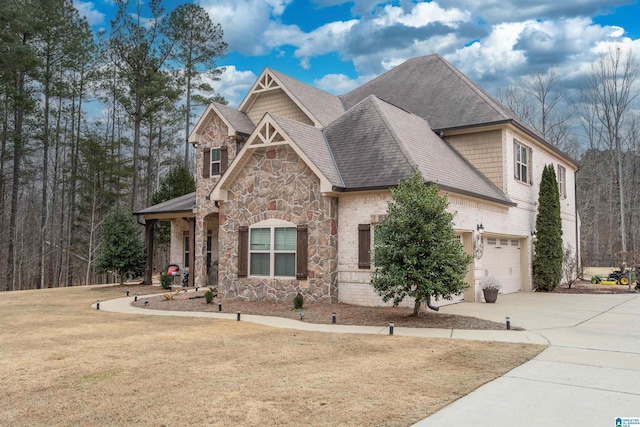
583,47,640,254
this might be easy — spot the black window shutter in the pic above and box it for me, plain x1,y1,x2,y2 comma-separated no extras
238,226,248,278
296,225,308,279
220,147,229,175
203,148,211,178
358,224,371,269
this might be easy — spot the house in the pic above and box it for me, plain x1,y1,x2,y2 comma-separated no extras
135,54,579,306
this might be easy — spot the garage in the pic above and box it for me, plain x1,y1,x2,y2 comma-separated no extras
482,236,522,294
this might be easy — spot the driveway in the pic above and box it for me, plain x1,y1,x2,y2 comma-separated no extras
413,292,640,426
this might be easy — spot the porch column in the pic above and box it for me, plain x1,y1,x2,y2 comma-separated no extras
188,218,196,286
144,219,157,285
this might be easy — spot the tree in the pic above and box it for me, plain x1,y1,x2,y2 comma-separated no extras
371,169,472,316
151,164,195,246
582,47,639,255
163,3,227,166
533,164,563,291
109,0,172,211
94,207,146,285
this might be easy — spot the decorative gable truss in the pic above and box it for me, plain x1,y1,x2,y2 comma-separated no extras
210,114,335,201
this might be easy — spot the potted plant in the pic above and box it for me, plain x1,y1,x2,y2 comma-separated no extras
480,276,502,303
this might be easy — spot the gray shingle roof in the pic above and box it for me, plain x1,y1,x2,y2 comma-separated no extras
269,69,345,127
134,192,195,216
340,54,514,131
212,102,255,135
270,114,343,187
324,95,512,204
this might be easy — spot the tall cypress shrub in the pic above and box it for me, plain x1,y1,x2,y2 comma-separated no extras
533,164,563,291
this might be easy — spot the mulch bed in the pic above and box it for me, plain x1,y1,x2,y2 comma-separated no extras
121,286,512,330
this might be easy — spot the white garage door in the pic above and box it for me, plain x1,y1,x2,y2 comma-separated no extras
482,237,522,294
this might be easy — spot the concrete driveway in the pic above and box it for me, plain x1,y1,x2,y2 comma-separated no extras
413,292,640,426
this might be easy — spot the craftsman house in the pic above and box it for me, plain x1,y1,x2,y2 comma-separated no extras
135,54,579,306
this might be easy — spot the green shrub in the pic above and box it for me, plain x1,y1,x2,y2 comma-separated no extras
293,292,304,310
160,273,173,289
205,290,214,304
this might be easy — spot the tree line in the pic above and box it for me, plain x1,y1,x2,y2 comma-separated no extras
498,47,640,269
0,0,226,291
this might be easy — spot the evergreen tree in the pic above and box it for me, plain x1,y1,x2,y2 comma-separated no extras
371,169,472,316
151,164,195,246
95,207,146,285
163,3,227,166
152,163,195,205
533,164,563,291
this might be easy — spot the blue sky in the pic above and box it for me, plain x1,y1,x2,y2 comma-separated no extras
76,0,640,108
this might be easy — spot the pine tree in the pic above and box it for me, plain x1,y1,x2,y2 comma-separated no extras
533,164,563,291
151,164,195,246
163,3,227,166
95,207,146,285
371,169,472,316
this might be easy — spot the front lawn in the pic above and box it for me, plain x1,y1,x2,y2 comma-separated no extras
0,286,544,426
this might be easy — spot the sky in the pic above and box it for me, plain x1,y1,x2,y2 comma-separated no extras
75,0,640,108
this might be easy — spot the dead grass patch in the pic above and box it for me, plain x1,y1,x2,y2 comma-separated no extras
0,286,544,426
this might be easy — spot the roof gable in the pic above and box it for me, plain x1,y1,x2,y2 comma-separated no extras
189,103,254,145
238,68,344,128
210,113,337,201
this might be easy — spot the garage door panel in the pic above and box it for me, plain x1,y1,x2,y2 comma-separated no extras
483,237,522,294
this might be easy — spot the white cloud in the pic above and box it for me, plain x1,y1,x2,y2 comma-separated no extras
73,0,105,26
207,66,258,108
200,0,293,55
377,2,469,28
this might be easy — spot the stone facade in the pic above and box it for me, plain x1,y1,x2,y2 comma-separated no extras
193,115,241,288
218,144,338,303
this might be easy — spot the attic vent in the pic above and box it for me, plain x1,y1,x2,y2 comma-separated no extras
258,73,279,91
256,122,285,145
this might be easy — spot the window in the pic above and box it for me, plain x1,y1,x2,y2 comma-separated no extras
211,148,221,176
249,224,296,277
500,239,508,246
183,232,190,268
487,238,496,245
557,165,566,198
514,141,532,184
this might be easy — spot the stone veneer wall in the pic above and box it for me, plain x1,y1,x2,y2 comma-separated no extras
193,114,241,287
218,144,338,303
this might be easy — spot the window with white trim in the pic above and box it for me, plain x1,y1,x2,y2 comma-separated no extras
557,164,566,198
249,220,296,277
210,148,221,176
514,141,531,184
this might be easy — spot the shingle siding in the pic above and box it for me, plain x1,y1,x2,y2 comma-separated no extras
446,130,504,190
247,89,314,126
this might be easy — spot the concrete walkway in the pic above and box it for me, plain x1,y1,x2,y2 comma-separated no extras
96,291,640,426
